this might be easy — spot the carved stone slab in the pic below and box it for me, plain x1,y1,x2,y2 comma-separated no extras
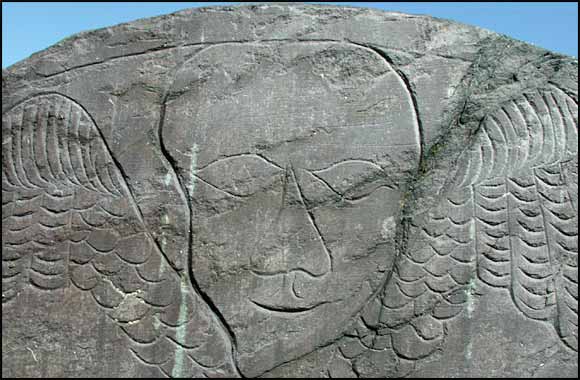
2,4,578,378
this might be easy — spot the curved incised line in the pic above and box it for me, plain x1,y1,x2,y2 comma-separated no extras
249,298,331,315
197,152,284,172
157,82,243,376
311,158,386,175
249,266,330,280
158,39,425,376
35,101,57,184
23,103,49,188
13,107,37,189
2,115,23,189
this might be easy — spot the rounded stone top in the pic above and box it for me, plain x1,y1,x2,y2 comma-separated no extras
3,3,497,79
2,3,577,378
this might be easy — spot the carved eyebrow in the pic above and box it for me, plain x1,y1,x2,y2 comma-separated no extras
196,153,284,171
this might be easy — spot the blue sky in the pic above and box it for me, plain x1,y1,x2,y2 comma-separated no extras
2,2,578,68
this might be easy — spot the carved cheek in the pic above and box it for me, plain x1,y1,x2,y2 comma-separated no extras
312,186,401,265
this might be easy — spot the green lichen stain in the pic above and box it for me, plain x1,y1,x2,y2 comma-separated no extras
171,142,198,377
466,340,473,361
152,258,167,332
171,277,191,378
465,275,477,362
466,220,477,316
466,277,477,319
189,143,198,197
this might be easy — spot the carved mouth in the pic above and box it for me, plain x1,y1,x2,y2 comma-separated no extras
247,270,337,316
249,298,330,316
249,267,329,279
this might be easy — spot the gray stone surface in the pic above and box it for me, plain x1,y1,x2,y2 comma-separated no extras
2,3,578,378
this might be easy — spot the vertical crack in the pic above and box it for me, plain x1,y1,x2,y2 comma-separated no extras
157,100,244,378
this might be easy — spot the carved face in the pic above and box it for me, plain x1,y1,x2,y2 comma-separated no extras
163,42,420,376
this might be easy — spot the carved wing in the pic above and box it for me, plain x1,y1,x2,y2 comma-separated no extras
376,86,578,358
2,94,237,377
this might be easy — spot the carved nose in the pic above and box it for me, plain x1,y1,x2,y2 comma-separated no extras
250,166,332,278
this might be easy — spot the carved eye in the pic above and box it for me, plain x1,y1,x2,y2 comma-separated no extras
196,154,283,197
311,160,395,201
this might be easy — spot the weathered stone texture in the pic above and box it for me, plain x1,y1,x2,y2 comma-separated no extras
2,4,578,378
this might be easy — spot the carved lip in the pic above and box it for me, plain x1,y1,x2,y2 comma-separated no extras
249,267,329,279
247,269,336,316
249,298,330,316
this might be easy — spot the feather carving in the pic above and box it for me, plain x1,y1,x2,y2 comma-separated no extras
2,93,237,377
345,86,578,371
